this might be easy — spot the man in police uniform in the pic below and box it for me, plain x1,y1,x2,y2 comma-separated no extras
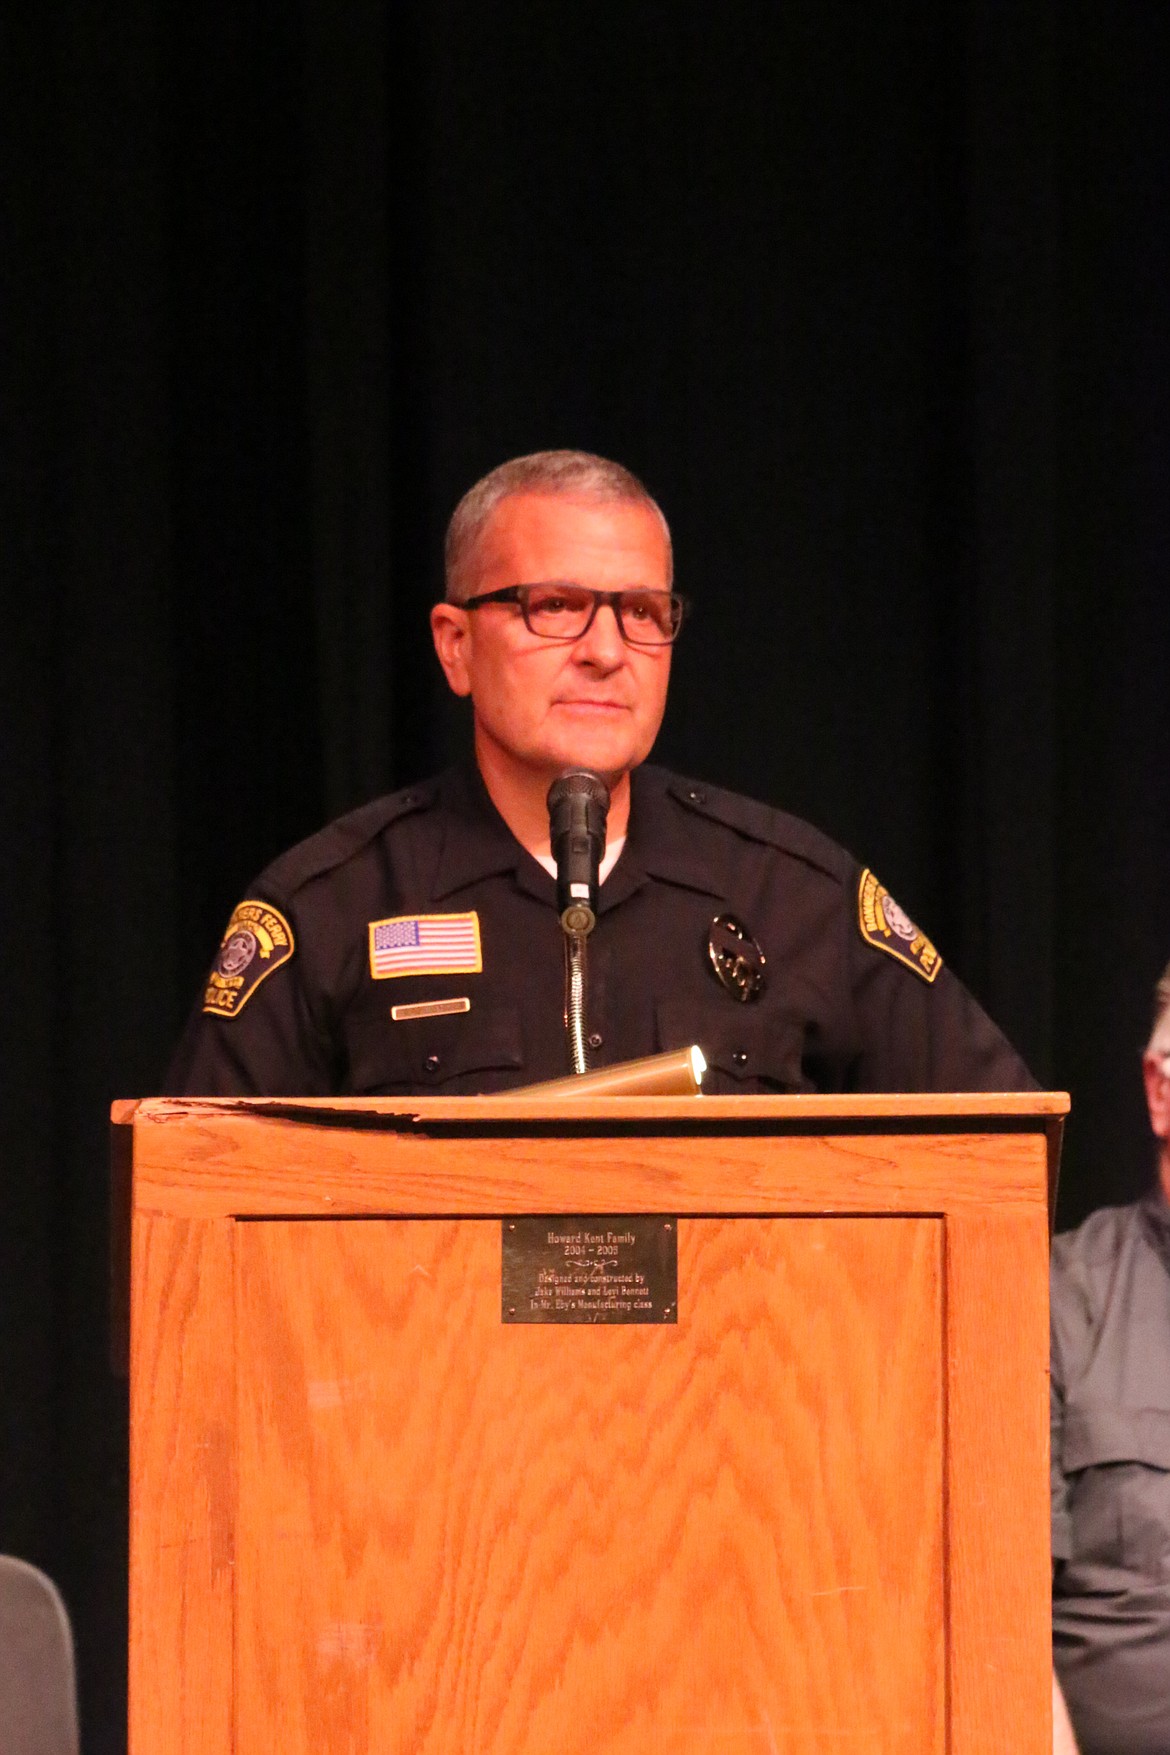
1050,962,1170,1755
167,449,1032,1097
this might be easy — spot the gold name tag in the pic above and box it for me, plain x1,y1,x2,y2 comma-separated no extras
390,997,472,1023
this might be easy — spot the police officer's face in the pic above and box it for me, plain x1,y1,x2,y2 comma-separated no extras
431,493,673,788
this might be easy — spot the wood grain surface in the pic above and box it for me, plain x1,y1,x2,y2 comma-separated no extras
129,1214,235,1755
123,1092,1069,1123
124,1107,1053,1221
234,1216,944,1755
945,1210,1052,1753
124,1102,1055,1753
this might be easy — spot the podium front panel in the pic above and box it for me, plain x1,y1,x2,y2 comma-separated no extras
124,1094,1060,1755
234,1215,943,1755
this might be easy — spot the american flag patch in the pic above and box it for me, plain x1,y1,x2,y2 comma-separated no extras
368,912,482,980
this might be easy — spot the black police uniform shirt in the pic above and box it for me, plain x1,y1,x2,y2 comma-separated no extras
166,761,1035,1097
1050,1188,1170,1755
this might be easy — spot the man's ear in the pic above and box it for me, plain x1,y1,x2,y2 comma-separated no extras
1142,1051,1170,1140
430,602,472,698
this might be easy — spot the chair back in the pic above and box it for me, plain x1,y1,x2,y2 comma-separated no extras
0,1557,79,1755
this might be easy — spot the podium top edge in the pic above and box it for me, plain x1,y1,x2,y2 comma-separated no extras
114,1091,1069,1127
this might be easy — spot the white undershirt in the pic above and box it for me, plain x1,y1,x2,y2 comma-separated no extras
534,835,627,884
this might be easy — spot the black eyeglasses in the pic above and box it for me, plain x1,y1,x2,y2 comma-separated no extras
460,582,687,647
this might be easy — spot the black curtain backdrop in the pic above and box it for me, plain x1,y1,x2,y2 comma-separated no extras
4,4,1170,1748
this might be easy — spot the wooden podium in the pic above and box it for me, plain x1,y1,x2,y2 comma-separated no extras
115,1091,1064,1755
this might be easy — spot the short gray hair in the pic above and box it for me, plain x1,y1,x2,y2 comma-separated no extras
444,449,672,602
1149,959,1170,1057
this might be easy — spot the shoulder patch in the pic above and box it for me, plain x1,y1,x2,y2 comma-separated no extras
857,869,942,984
202,899,295,1018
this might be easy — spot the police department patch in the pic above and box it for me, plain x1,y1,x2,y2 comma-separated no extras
857,869,941,984
203,899,295,1017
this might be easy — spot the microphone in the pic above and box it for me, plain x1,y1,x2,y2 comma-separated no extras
547,770,610,935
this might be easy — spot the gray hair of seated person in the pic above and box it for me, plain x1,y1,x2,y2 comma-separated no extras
444,449,672,603
1148,959,1170,1057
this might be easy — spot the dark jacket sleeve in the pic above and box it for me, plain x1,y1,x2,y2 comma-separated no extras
164,889,335,1095
846,922,1037,1092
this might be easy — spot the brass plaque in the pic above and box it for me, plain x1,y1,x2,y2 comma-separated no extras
501,1216,678,1325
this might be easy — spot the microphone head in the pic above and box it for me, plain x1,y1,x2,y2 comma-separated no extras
546,769,611,821
547,770,610,934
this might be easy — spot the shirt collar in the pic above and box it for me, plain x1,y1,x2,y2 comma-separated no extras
620,766,730,900
427,759,726,910
429,762,554,904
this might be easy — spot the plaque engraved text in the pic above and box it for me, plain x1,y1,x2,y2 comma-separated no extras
501,1215,678,1325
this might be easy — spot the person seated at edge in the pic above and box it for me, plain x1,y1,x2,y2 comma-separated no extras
1050,959,1170,1755
167,449,1034,1098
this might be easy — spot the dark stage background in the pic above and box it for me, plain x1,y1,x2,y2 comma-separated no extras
4,3,1170,1748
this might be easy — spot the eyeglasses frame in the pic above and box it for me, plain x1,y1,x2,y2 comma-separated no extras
459,583,688,647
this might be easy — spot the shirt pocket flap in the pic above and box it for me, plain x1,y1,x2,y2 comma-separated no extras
655,1000,806,1088
345,1004,525,1092
1063,1403,1170,1473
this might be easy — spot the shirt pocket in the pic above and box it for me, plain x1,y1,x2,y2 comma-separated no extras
1062,1402,1170,1580
343,1004,525,1094
655,1000,811,1093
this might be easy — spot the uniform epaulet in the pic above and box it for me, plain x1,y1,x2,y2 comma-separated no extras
664,774,851,884
259,781,436,900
